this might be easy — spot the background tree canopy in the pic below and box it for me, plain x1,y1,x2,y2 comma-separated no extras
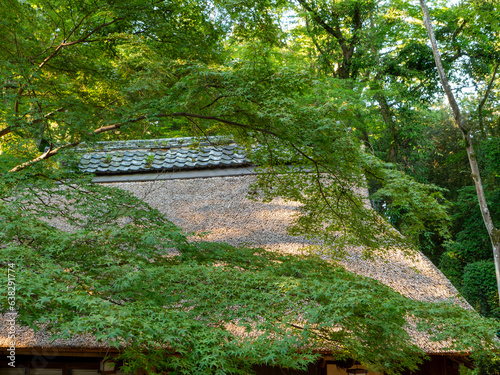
1,0,500,374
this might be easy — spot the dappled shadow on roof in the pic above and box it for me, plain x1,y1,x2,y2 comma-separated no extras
110,175,469,308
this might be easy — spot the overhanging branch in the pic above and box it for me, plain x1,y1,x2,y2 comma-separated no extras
6,112,278,173
478,62,500,133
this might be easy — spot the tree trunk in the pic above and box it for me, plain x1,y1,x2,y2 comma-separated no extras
374,93,398,162
419,0,500,305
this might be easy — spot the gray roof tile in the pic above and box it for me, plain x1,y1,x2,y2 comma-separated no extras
77,136,251,175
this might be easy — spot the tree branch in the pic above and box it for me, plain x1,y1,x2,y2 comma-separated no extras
6,112,278,173
478,62,500,133
200,96,226,110
0,107,66,139
296,0,338,38
37,16,124,72
8,143,76,173
0,126,12,138
419,0,463,130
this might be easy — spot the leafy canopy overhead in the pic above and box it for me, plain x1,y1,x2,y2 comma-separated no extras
1,0,500,374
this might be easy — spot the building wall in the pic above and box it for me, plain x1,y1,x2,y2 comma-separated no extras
401,355,460,375
0,355,101,374
0,355,461,375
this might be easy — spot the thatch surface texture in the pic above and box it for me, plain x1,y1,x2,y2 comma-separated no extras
1,175,471,354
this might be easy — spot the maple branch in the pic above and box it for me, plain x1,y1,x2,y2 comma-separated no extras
8,143,77,173
297,0,335,34
0,126,12,138
5,112,277,173
37,17,124,71
0,107,66,139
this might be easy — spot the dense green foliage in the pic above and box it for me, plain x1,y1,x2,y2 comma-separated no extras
463,261,499,318
1,0,500,373
1,174,498,374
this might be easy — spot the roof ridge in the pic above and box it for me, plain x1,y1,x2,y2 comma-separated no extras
77,136,251,175
73,135,234,153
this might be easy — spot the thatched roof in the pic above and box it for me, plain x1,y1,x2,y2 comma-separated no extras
0,138,472,355
110,176,472,353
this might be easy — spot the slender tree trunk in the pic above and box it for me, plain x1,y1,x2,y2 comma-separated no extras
419,0,500,305
374,93,398,162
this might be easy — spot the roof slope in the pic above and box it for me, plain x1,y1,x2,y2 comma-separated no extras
0,138,472,355
107,176,473,354
115,176,469,306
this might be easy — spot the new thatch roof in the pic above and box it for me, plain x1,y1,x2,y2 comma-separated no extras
0,137,472,356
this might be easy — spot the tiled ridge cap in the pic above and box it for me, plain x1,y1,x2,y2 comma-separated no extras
73,135,233,152
77,136,252,175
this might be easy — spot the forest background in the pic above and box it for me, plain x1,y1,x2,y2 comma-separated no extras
1,0,500,374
